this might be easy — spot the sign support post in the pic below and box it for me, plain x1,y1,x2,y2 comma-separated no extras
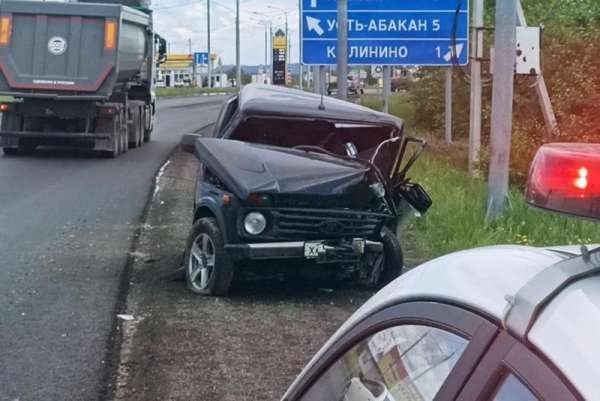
235,0,241,88
469,0,483,175
299,3,303,89
383,66,391,113
336,0,348,100
445,67,453,143
207,0,212,89
487,0,517,219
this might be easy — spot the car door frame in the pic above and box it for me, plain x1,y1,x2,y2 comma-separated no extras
283,301,499,401
456,331,583,401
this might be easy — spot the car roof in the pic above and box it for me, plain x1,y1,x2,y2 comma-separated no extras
238,84,405,130
286,245,600,401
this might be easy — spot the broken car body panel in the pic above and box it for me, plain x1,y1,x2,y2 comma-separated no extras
194,138,371,200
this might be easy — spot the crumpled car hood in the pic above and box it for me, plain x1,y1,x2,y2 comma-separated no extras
195,138,370,200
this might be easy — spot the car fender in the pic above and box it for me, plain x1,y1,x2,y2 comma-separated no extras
194,198,230,243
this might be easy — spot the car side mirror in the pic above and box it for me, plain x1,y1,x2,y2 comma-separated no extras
395,182,432,215
526,144,600,220
181,134,202,154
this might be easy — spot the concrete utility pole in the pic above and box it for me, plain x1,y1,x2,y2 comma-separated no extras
336,0,348,100
236,0,241,88
207,0,212,89
487,0,517,219
383,66,391,113
468,0,484,175
516,0,559,137
445,68,453,143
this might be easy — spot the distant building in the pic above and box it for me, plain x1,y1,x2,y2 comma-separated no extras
157,54,194,88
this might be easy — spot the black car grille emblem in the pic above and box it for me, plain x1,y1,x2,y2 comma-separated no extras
319,220,344,235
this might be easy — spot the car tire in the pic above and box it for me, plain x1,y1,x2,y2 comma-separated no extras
184,217,234,296
379,226,404,284
362,226,404,289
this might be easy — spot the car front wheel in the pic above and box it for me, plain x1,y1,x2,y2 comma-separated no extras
361,226,404,289
184,218,234,296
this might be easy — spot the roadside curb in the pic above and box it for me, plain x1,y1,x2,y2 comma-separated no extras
100,147,191,401
109,148,197,400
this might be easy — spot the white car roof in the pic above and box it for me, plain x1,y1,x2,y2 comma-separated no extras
285,245,600,401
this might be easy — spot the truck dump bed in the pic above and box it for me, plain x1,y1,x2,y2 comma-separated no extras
0,1,151,100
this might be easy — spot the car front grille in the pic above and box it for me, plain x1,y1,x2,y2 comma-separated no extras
270,208,387,240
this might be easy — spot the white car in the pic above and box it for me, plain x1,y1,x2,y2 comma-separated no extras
282,143,600,401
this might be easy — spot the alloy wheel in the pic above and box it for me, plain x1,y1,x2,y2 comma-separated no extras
187,233,216,291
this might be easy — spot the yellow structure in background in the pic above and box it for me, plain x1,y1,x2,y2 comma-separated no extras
163,54,193,70
273,34,287,50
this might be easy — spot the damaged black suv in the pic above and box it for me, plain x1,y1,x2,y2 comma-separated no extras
181,84,431,296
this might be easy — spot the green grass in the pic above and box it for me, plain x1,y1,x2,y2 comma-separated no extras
155,87,238,99
404,155,600,260
361,95,416,128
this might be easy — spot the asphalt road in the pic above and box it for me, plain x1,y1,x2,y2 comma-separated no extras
0,96,226,401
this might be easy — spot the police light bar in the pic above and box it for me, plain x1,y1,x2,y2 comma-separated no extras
526,143,600,220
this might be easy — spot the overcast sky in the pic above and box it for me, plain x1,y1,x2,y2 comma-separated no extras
152,0,300,65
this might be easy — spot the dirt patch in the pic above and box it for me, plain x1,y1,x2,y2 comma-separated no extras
111,150,420,401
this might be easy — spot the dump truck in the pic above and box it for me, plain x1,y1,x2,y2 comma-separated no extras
0,0,166,157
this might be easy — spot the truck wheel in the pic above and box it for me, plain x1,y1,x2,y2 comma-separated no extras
3,147,19,156
18,139,38,155
361,226,404,289
118,111,128,154
136,109,144,147
144,126,153,143
105,116,121,158
128,107,140,149
143,109,152,143
184,218,234,296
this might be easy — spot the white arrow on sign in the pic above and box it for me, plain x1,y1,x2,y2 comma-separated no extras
443,43,465,62
310,0,318,8
306,16,324,36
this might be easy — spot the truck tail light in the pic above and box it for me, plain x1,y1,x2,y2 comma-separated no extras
526,143,600,220
104,20,117,50
0,16,12,46
0,103,11,112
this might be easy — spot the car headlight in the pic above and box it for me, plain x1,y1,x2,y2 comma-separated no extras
244,212,267,235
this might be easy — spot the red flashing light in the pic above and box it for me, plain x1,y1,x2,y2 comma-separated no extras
0,103,10,112
526,143,600,220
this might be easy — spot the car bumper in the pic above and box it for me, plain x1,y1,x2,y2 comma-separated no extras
225,240,383,264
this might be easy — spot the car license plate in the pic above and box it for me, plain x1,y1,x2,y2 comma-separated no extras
304,242,326,259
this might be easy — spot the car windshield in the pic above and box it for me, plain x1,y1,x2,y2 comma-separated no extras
229,117,400,178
